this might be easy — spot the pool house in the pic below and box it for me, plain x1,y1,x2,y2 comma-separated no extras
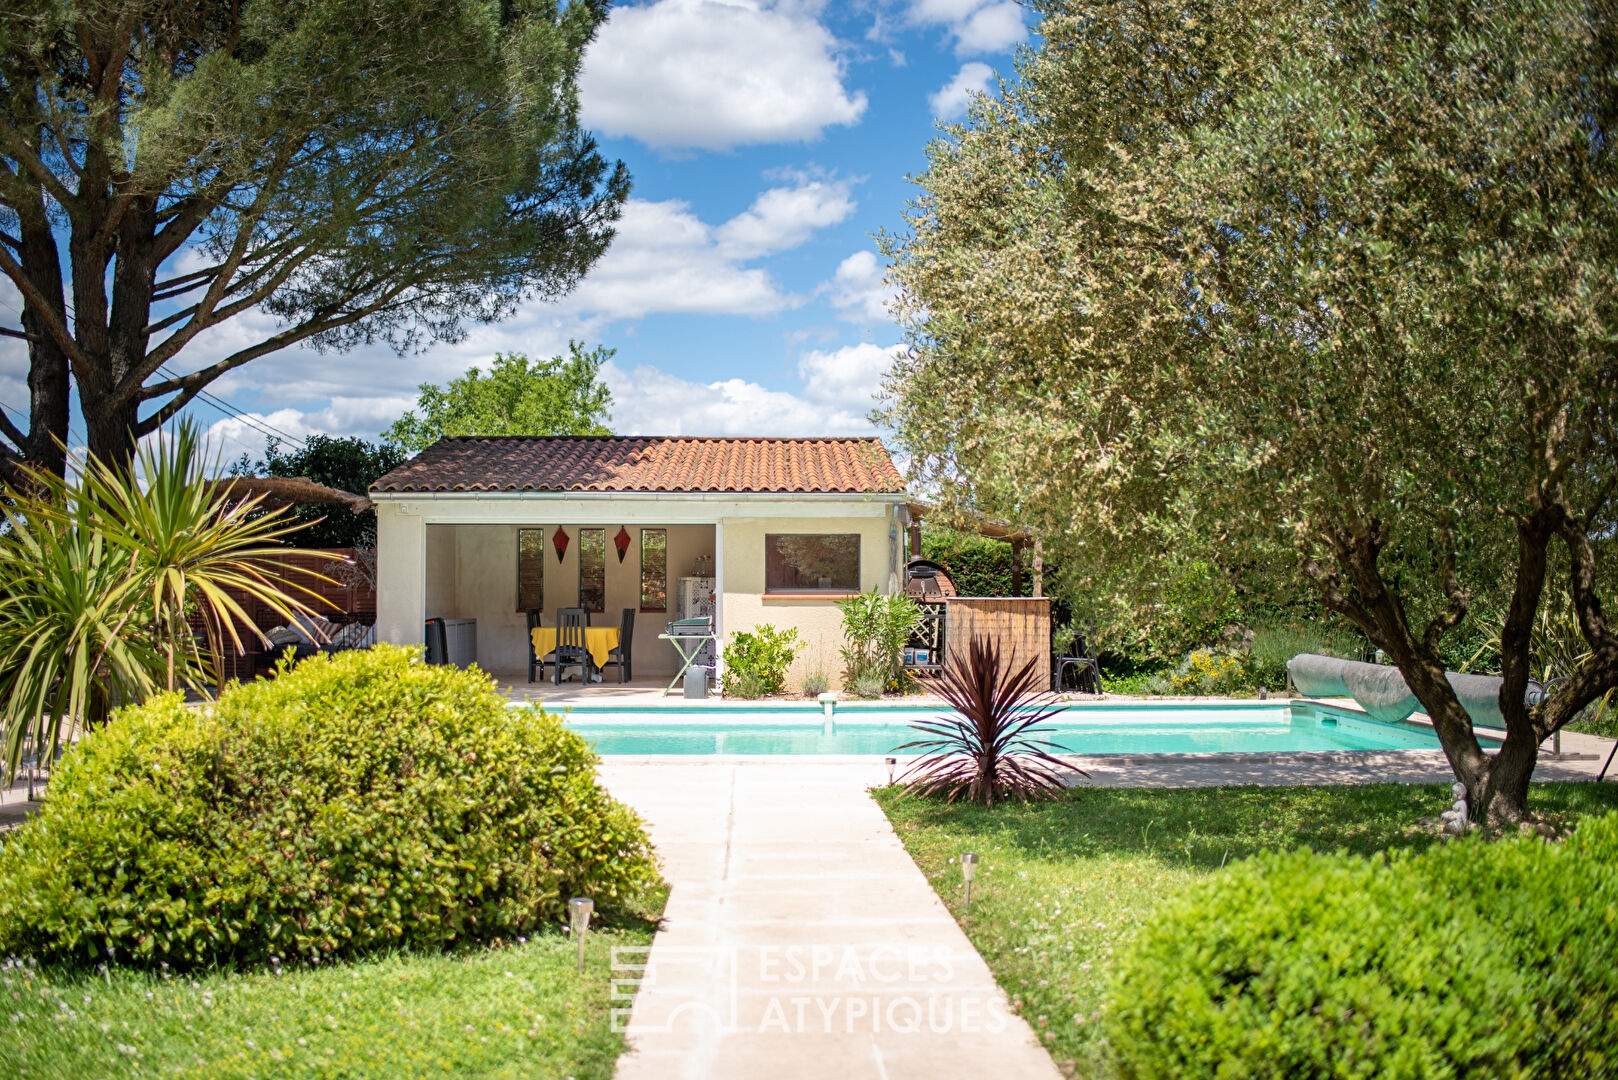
370,435,910,692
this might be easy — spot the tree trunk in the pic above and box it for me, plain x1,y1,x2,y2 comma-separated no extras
82,393,142,471
7,179,73,482
1478,731,1537,825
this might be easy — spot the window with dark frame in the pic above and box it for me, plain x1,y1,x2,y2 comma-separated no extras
578,527,606,612
765,534,860,593
517,528,544,612
640,528,667,612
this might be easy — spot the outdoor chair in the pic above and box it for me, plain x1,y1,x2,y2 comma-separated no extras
606,608,635,683
527,608,547,683
554,607,590,684
1054,634,1102,694
424,617,449,666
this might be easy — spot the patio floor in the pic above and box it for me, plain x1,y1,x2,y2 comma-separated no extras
492,672,688,705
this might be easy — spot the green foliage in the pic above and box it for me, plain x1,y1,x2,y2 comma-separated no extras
230,435,405,548
1166,649,1250,696
919,527,1026,596
0,646,658,970
1112,623,1366,696
801,669,831,697
1106,814,1618,1079
836,588,925,694
721,624,802,697
386,344,615,453
1246,622,1370,689
882,0,1618,817
0,422,330,780
1,1,627,471
729,669,768,700
849,669,888,700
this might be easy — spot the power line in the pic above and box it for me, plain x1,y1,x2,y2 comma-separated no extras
156,366,304,450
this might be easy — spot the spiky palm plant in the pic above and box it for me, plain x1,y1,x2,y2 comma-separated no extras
893,635,1080,806
0,422,336,780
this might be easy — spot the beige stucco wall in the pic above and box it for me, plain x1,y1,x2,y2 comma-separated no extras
717,511,900,691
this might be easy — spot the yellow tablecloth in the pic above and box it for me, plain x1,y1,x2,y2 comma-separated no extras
531,626,620,670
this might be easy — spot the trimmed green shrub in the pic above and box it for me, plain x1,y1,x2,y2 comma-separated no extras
0,645,658,970
920,527,1025,597
1105,813,1618,1079
722,624,801,696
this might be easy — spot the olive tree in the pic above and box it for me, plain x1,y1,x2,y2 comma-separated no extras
883,0,1617,824
0,0,626,478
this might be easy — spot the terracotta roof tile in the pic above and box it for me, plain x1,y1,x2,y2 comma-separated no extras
370,437,906,495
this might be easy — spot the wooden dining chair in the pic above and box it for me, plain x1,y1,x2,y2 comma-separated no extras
555,607,589,684
606,608,635,683
526,608,548,683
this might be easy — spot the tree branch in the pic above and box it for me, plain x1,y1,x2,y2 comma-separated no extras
133,289,408,435
0,128,81,221
1420,537,1471,654
1555,504,1612,655
0,245,86,368
0,405,27,451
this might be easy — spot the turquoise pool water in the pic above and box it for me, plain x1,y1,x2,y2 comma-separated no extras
555,701,1464,756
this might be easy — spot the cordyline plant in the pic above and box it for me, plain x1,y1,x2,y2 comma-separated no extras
894,636,1080,806
882,0,1618,825
0,421,336,781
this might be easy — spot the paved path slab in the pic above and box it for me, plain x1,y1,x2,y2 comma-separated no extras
600,762,1063,1080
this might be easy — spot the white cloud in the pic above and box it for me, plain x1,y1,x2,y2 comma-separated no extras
602,359,878,437
797,342,903,413
823,250,898,324
929,62,996,119
561,174,855,320
559,199,788,320
909,0,1026,56
715,177,857,260
580,0,868,152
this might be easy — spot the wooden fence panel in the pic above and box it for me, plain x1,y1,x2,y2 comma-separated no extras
943,597,1052,690
187,548,374,683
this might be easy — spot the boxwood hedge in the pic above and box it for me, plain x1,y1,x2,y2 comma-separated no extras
0,645,658,969
1105,813,1618,1079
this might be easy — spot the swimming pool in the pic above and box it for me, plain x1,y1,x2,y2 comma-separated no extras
553,701,1471,756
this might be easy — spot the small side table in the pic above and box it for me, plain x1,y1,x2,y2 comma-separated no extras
659,632,717,696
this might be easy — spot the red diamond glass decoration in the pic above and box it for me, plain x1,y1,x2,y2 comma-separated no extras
552,527,569,563
615,526,632,563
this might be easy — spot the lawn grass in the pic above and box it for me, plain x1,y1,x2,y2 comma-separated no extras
874,781,1618,1077
0,901,663,1080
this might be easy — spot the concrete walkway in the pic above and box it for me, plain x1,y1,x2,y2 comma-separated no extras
600,761,1063,1080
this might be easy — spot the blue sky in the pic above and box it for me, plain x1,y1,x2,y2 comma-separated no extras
1,1,1028,461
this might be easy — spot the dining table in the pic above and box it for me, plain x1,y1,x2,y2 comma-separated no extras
530,626,621,678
